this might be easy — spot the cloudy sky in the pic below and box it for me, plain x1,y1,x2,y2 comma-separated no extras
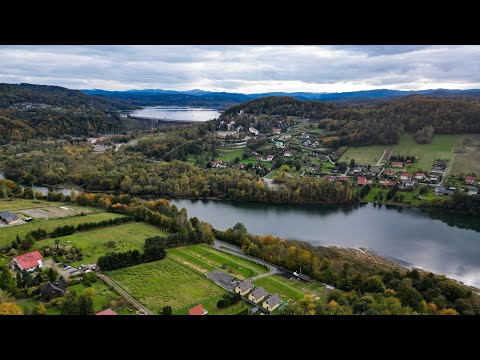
0,45,479,93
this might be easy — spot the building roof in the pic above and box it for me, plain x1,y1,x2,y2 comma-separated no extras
0,211,20,223
251,306,259,314
237,279,253,292
14,251,43,270
250,287,267,300
188,304,206,315
96,308,117,315
297,273,311,282
265,294,281,308
37,279,68,300
415,173,425,176
401,172,410,177
357,177,367,185
467,176,476,181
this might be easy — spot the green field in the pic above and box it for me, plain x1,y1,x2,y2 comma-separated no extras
108,258,225,312
0,199,61,211
449,134,480,176
218,149,245,162
253,275,326,303
17,299,61,315
175,293,248,315
41,223,168,266
167,244,267,279
0,212,124,248
341,134,458,171
69,281,121,313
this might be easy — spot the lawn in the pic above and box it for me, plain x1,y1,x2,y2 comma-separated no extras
253,275,326,303
0,212,124,248
340,133,459,170
174,293,248,315
240,158,273,166
362,188,390,202
167,244,268,280
41,223,168,266
69,281,121,313
17,299,61,315
0,198,60,211
218,149,245,162
264,169,278,179
107,258,225,312
449,134,480,176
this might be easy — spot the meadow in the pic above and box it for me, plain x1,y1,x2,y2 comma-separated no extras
449,134,480,175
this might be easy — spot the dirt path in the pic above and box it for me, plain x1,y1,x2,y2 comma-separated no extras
97,273,153,315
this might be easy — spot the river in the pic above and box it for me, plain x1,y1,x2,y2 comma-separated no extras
0,172,79,197
171,199,480,287
129,106,221,122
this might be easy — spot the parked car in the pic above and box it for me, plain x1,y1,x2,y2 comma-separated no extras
69,269,79,274
63,265,72,271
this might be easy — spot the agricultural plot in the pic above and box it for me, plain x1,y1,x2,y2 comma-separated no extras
449,134,480,176
340,144,387,165
218,149,245,162
0,212,124,248
0,199,60,212
108,258,225,312
253,275,326,303
167,244,268,279
41,223,168,266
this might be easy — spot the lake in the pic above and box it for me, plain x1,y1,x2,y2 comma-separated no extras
171,199,480,287
0,172,79,197
129,106,221,122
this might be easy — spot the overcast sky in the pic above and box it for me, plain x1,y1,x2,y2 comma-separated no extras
1,45,479,93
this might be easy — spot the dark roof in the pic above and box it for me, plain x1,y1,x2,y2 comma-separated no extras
237,280,253,292
251,307,259,314
0,211,20,223
265,294,281,308
250,287,267,299
297,273,311,282
37,278,67,299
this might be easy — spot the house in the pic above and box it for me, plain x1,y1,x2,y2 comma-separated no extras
87,137,106,144
327,175,336,182
300,133,310,139
249,127,259,136
357,177,368,186
466,176,476,185
468,188,478,196
338,177,349,182
415,173,425,180
435,186,453,196
236,125,244,132
400,172,411,181
251,306,260,315
429,175,439,182
266,155,274,162
275,140,285,148
235,280,253,296
303,140,312,146
284,151,293,157
385,170,395,177
353,166,363,173
248,287,267,303
212,160,224,168
325,285,335,291
382,180,397,187
293,272,311,282
35,278,68,302
262,294,281,312
13,251,43,272
96,308,118,315
0,211,21,225
188,304,208,315
272,128,281,135
404,180,416,188
391,161,404,168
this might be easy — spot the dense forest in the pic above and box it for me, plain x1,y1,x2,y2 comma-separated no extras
224,95,480,146
0,83,134,143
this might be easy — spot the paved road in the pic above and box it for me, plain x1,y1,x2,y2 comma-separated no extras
97,273,153,315
212,240,283,281
376,149,388,166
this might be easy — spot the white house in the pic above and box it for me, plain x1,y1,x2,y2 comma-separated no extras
249,127,259,136
13,251,44,272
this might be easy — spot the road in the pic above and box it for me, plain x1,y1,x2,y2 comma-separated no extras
212,240,283,281
376,149,388,166
97,273,153,315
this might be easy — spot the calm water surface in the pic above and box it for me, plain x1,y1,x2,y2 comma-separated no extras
130,106,221,122
171,199,480,287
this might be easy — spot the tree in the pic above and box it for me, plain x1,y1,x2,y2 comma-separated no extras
84,287,95,299
16,272,23,288
439,308,459,315
32,303,47,315
350,159,356,168
362,275,386,293
55,239,60,250
233,222,247,233
162,306,173,315
0,302,23,315
47,268,57,282
0,289,14,303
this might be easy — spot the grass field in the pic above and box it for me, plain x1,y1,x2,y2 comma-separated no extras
174,293,248,315
218,149,245,162
167,244,268,279
69,281,121,313
0,212,124,248
253,275,326,303
17,299,61,315
449,134,480,176
41,223,168,266
340,133,459,171
0,199,60,211
108,258,225,312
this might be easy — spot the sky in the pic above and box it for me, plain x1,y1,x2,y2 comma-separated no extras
1,45,480,93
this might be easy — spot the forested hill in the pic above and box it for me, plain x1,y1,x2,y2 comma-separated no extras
222,95,480,146
0,83,133,143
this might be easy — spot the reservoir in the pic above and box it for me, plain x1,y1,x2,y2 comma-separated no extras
129,106,221,122
171,199,480,287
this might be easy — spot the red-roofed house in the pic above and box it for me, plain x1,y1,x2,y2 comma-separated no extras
466,176,476,185
357,177,368,186
415,173,425,180
266,155,274,161
382,180,397,187
391,161,404,168
13,251,43,272
188,304,208,315
272,128,281,135
327,175,336,182
385,170,395,177
400,172,411,181
96,308,117,315
338,177,349,182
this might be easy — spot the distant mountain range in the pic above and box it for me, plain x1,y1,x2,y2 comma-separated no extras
82,88,480,108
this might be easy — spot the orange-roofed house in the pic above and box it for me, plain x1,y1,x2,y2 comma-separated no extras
13,251,43,272
96,308,117,315
188,304,208,315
